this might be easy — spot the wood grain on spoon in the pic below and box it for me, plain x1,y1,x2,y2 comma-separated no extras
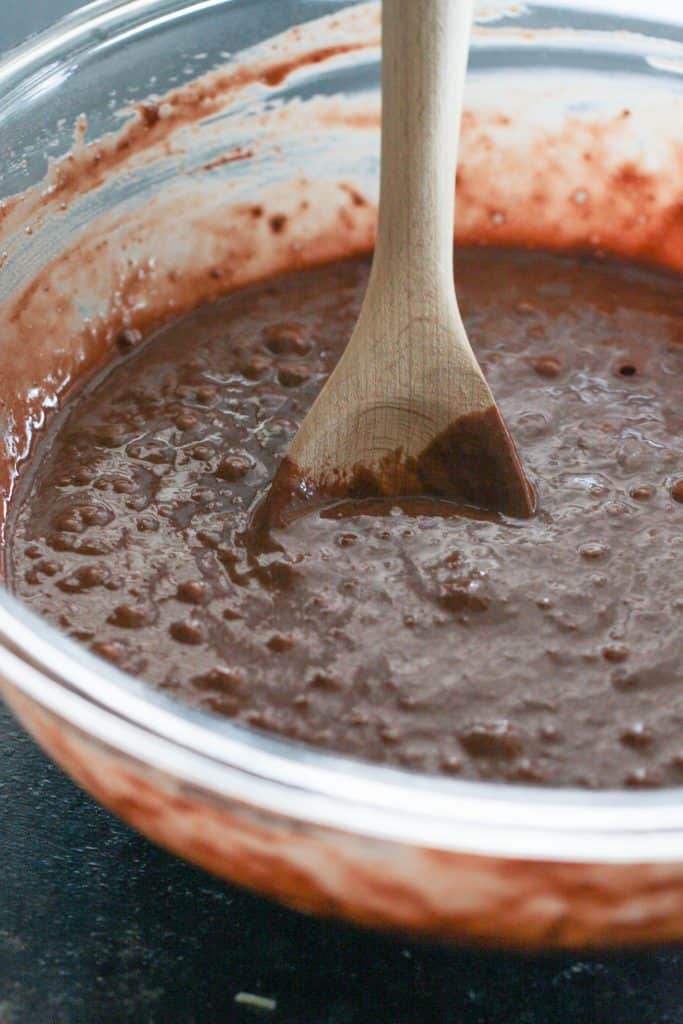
268,0,535,521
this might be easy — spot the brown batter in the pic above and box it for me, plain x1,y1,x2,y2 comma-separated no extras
9,249,683,788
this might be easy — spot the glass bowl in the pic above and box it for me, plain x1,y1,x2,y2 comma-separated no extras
1,0,682,948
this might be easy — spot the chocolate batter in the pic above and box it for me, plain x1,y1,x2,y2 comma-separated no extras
9,249,683,788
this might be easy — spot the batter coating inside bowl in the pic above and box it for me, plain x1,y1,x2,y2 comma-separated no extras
8,247,683,788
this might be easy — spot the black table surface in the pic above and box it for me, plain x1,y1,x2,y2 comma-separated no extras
1,3,682,1021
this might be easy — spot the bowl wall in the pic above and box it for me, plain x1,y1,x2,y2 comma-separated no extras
1,0,682,947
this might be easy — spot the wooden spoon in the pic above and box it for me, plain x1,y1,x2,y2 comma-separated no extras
267,0,535,521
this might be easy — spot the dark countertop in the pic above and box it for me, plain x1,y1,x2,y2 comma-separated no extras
1,3,681,1021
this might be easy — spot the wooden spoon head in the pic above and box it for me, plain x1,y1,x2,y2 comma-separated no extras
263,313,536,525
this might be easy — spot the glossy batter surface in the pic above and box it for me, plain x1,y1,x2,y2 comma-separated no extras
10,250,683,787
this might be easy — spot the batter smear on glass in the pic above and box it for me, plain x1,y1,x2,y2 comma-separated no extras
9,249,683,788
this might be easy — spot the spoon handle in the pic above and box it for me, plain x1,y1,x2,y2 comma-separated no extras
373,0,473,300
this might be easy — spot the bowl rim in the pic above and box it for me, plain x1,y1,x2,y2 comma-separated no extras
1,0,683,866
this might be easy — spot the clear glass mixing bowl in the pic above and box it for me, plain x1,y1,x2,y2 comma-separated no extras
0,0,682,947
